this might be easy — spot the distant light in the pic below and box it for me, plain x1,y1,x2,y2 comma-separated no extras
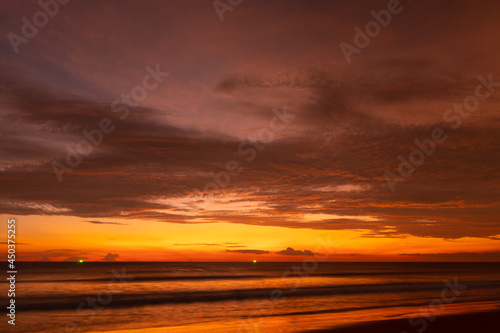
253,260,257,263
79,260,83,263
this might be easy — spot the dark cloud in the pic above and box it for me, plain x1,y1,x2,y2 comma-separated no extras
102,253,119,262
276,247,316,256
1,85,499,239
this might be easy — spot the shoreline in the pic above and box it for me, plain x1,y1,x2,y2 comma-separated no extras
301,308,500,333
83,302,500,333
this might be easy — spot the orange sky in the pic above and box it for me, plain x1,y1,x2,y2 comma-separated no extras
2,214,499,262
1,0,499,262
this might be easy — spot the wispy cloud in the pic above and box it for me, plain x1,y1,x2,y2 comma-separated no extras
85,220,127,225
226,249,270,255
400,252,500,259
1,0,499,253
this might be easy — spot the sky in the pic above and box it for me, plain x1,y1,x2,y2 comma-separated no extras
1,0,499,261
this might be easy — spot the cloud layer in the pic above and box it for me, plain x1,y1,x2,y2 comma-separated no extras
1,0,499,248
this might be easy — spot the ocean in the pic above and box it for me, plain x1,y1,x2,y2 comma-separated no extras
2,262,500,333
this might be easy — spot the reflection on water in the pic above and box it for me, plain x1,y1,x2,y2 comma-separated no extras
3,262,500,332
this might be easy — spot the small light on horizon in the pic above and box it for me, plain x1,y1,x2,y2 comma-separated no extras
79,260,83,263
253,260,257,263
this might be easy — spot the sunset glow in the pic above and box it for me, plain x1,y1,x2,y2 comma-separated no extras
2,1,500,333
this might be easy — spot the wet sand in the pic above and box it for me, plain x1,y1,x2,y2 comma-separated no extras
301,308,500,333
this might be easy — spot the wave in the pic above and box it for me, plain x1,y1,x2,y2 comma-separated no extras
13,280,500,311
265,298,500,318
11,271,443,283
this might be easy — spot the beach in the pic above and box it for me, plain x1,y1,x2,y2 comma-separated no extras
303,309,500,333
3,262,500,332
